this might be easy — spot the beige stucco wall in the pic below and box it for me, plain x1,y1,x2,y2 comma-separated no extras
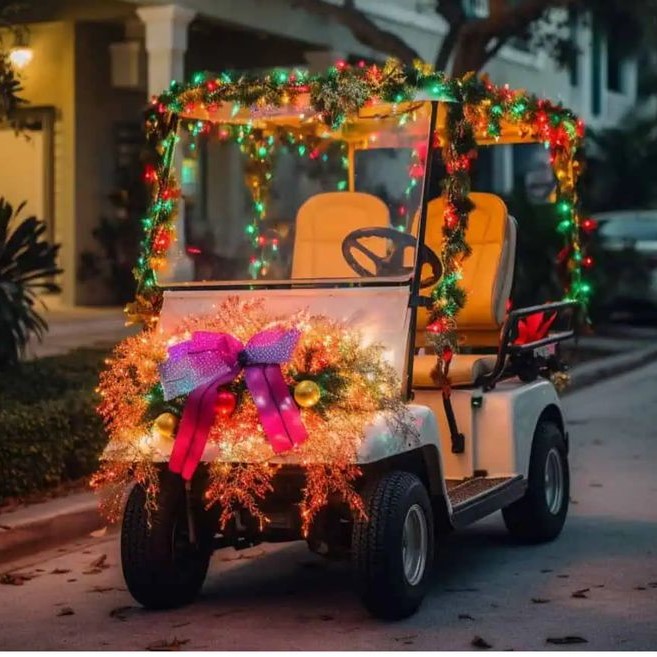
8,21,77,304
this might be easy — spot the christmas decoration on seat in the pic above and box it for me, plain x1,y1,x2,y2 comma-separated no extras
513,311,557,346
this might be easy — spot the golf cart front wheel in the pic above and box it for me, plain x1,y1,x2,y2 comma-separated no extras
502,420,569,543
352,471,434,620
121,470,215,609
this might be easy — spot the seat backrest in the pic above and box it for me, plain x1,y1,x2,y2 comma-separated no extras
291,192,390,279
415,192,516,344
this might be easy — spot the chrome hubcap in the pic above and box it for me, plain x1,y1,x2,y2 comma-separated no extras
545,448,564,514
402,504,428,586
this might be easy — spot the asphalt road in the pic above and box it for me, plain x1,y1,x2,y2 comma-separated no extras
1,362,657,651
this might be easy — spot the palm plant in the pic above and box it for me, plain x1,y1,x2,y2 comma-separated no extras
0,198,61,368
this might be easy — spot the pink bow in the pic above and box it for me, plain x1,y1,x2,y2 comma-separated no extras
160,328,308,481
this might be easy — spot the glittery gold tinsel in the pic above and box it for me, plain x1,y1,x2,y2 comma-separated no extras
93,297,415,534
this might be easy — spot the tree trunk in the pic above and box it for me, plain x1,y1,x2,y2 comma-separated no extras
450,29,492,76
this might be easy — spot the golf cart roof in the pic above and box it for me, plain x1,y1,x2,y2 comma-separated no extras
155,61,583,149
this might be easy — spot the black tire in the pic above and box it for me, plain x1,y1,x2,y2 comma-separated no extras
352,471,434,620
121,469,215,609
502,420,569,543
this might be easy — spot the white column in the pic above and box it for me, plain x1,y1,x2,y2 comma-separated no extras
492,145,514,195
137,4,196,283
136,4,196,96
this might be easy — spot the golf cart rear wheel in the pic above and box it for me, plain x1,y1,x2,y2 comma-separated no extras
502,420,569,543
121,470,215,610
352,471,434,620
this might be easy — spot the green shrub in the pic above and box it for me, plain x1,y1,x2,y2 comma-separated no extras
0,349,107,501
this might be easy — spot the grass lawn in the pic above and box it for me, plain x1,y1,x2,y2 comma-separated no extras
0,348,108,504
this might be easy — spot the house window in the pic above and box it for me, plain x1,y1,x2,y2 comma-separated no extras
463,0,489,18
607,35,624,93
591,16,602,116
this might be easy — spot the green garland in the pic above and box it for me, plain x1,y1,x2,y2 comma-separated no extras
132,60,591,356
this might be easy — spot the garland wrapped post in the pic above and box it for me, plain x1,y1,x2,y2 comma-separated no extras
426,98,477,383
94,297,416,535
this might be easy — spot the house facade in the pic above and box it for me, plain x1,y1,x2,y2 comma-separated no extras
1,0,638,305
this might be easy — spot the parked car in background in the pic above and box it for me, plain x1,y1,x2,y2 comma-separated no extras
593,211,657,323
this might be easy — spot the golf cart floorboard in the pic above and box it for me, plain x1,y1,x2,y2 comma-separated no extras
446,475,527,528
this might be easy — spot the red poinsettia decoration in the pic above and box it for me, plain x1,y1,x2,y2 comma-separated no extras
514,311,557,345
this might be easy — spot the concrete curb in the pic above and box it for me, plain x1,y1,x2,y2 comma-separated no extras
0,492,102,566
566,343,657,394
1,344,656,565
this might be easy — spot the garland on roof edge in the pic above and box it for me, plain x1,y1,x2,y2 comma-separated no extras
129,60,593,368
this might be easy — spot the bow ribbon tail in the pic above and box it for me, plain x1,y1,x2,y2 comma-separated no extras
169,371,234,481
245,365,308,453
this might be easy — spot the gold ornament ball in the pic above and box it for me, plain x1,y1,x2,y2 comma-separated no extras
294,380,321,408
153,412,179,438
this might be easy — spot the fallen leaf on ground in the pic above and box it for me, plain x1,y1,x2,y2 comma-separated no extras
531,598,551,604
90,527,108,538
213,608,246,619
51,568,71,575
57,607,75,617
110,605,138,621
0,572,33,585
146,638,189,651
458,614,475,620
393,634,417,642
572,588,590,599
67,579,77,583
471,636,493,649
83,554,110,574
546,636,588,645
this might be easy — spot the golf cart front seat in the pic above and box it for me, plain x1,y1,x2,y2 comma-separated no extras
292,192,390,279
413,193,517,388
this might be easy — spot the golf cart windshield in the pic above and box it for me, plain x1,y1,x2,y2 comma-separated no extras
159,101,434,285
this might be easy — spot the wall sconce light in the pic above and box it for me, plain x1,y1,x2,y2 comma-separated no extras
9,31,33,69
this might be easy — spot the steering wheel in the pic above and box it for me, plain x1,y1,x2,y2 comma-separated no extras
341,226,442,288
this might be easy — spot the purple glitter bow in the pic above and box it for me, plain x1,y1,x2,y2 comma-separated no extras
160,329,307,480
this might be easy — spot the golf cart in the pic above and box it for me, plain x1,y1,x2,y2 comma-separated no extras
96,61,589,620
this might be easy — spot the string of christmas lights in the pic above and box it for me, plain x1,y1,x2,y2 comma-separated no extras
134,59,590,346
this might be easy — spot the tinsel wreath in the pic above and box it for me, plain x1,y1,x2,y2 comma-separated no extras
92,297,416,533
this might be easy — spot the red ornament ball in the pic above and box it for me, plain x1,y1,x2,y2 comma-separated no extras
214,389,237,418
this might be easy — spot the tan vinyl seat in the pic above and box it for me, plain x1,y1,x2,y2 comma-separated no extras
413,192,517,388
291,192,390,279
413,353,497,388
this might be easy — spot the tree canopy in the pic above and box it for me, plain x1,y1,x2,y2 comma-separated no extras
295,0,657,75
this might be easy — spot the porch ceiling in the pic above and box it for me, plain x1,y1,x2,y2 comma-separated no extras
121,0,380,59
